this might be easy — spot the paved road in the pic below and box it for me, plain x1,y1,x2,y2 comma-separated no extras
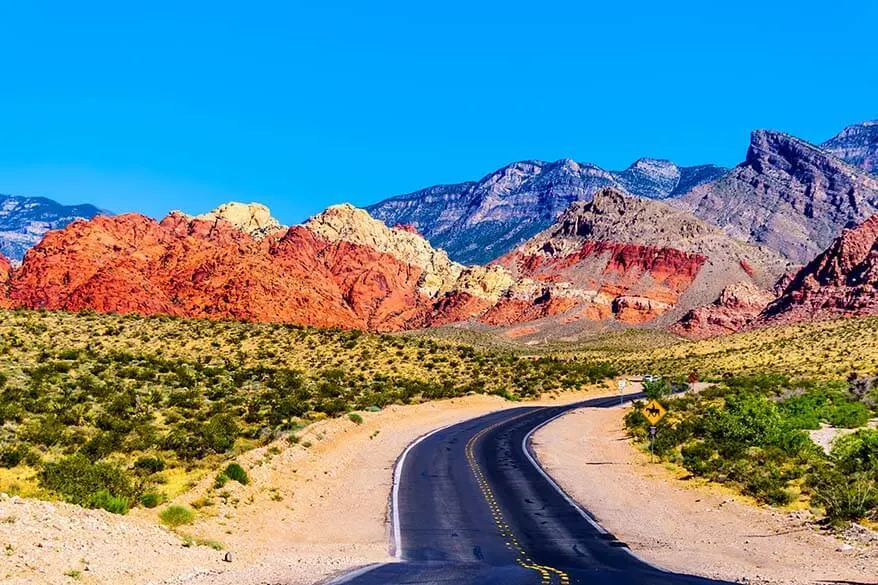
326,393,735,585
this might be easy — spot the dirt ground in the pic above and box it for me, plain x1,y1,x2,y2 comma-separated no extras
532,406,878,585
0,387,612,585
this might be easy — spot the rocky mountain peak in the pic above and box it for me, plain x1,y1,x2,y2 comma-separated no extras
674,127,878,263
193,201,285,239
821,120,878,174
744,129,839,173
304,204,512,301
630,157,679,176
367,157,725,265
540,188,716,253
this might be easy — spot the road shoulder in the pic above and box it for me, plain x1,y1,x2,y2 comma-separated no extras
531,406,877,585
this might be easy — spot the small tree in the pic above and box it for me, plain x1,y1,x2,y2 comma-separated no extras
644,378,672,401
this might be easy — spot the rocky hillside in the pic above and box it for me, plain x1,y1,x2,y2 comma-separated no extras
822,120,878,174
492,189,790,330
670,281,778,339
761,213,878,323
0,194,104,262
673,130,878,263
0,196,790,336
367,158,726,264
3,203,513,331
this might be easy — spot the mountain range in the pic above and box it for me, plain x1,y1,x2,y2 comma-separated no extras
367,158,727,265
0,119,877,340
0,194,104,262
368,121,878,266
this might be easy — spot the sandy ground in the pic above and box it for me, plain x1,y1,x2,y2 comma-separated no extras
533,406,878,585
0,386,614,585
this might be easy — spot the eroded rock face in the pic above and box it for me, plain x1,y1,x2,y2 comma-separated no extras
5,207,509,331
674,130,878,263
0,254,12,308
193,202,285,239
822,120,878,175
672,282,777,339
492,189,789,326
304,204,513,301
760,214,878,323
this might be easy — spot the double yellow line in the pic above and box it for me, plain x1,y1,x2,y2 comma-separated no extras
464,414,570,585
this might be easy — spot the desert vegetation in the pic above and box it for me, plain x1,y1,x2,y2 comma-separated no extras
625,375,878,523
3,308,878,522
0,309,616,514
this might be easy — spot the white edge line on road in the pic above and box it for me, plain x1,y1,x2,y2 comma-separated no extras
392,422,452,560
520,398,658,568
323,562,386,585
324,422,452,584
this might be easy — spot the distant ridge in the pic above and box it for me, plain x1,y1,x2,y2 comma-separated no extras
0,194,104,262
367,158,726,265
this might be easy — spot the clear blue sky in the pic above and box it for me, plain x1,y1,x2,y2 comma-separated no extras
0,1,875,223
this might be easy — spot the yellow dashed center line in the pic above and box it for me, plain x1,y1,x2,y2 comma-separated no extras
465,415,570,585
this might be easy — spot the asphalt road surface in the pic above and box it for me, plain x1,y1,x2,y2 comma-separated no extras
326,393,735,585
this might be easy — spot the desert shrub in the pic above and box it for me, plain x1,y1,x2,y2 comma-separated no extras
643,378,672,401
224,462,248,485
832,429,878,476
80,431,123,462
213,473,228,489
38,455,135,507
826,401,871,428
87,490,130,515
159,504,194,528
133,455,166,475
202,414,240,453
348,413,363,425
0,443,31,468
139,492,165,508
813,471,877,522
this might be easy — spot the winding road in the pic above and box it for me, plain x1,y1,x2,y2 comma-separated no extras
326,393,735,585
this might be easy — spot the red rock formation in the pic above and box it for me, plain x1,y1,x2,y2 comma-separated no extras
480,288,582,326
9,213,434,330
760,214,878,323
5,210,501,331
0,253,12,308
672,282,776,339
494,241,707,324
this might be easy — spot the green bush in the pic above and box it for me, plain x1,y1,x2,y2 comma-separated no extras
832,429,878,475
0,443,31,468
38,455,135,507
139,492,165,509
133,456,166,475
224,462,248,485
213,473,228,489
813,472,877,522
827,402,871,428
643,378,672,401
87,489,130,515
348,413,363,425
159,505,194,528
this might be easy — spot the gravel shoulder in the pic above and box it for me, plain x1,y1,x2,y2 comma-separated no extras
0,387,610,585
532,405,878,585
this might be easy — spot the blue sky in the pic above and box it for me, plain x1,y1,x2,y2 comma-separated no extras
0,1,875,224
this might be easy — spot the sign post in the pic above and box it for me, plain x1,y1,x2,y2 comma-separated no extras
641,399,667,462
617,379,626,406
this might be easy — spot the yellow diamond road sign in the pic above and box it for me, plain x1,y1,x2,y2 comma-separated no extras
641,399,667,425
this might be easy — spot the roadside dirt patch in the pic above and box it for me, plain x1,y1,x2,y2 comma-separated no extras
532,406,878,585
